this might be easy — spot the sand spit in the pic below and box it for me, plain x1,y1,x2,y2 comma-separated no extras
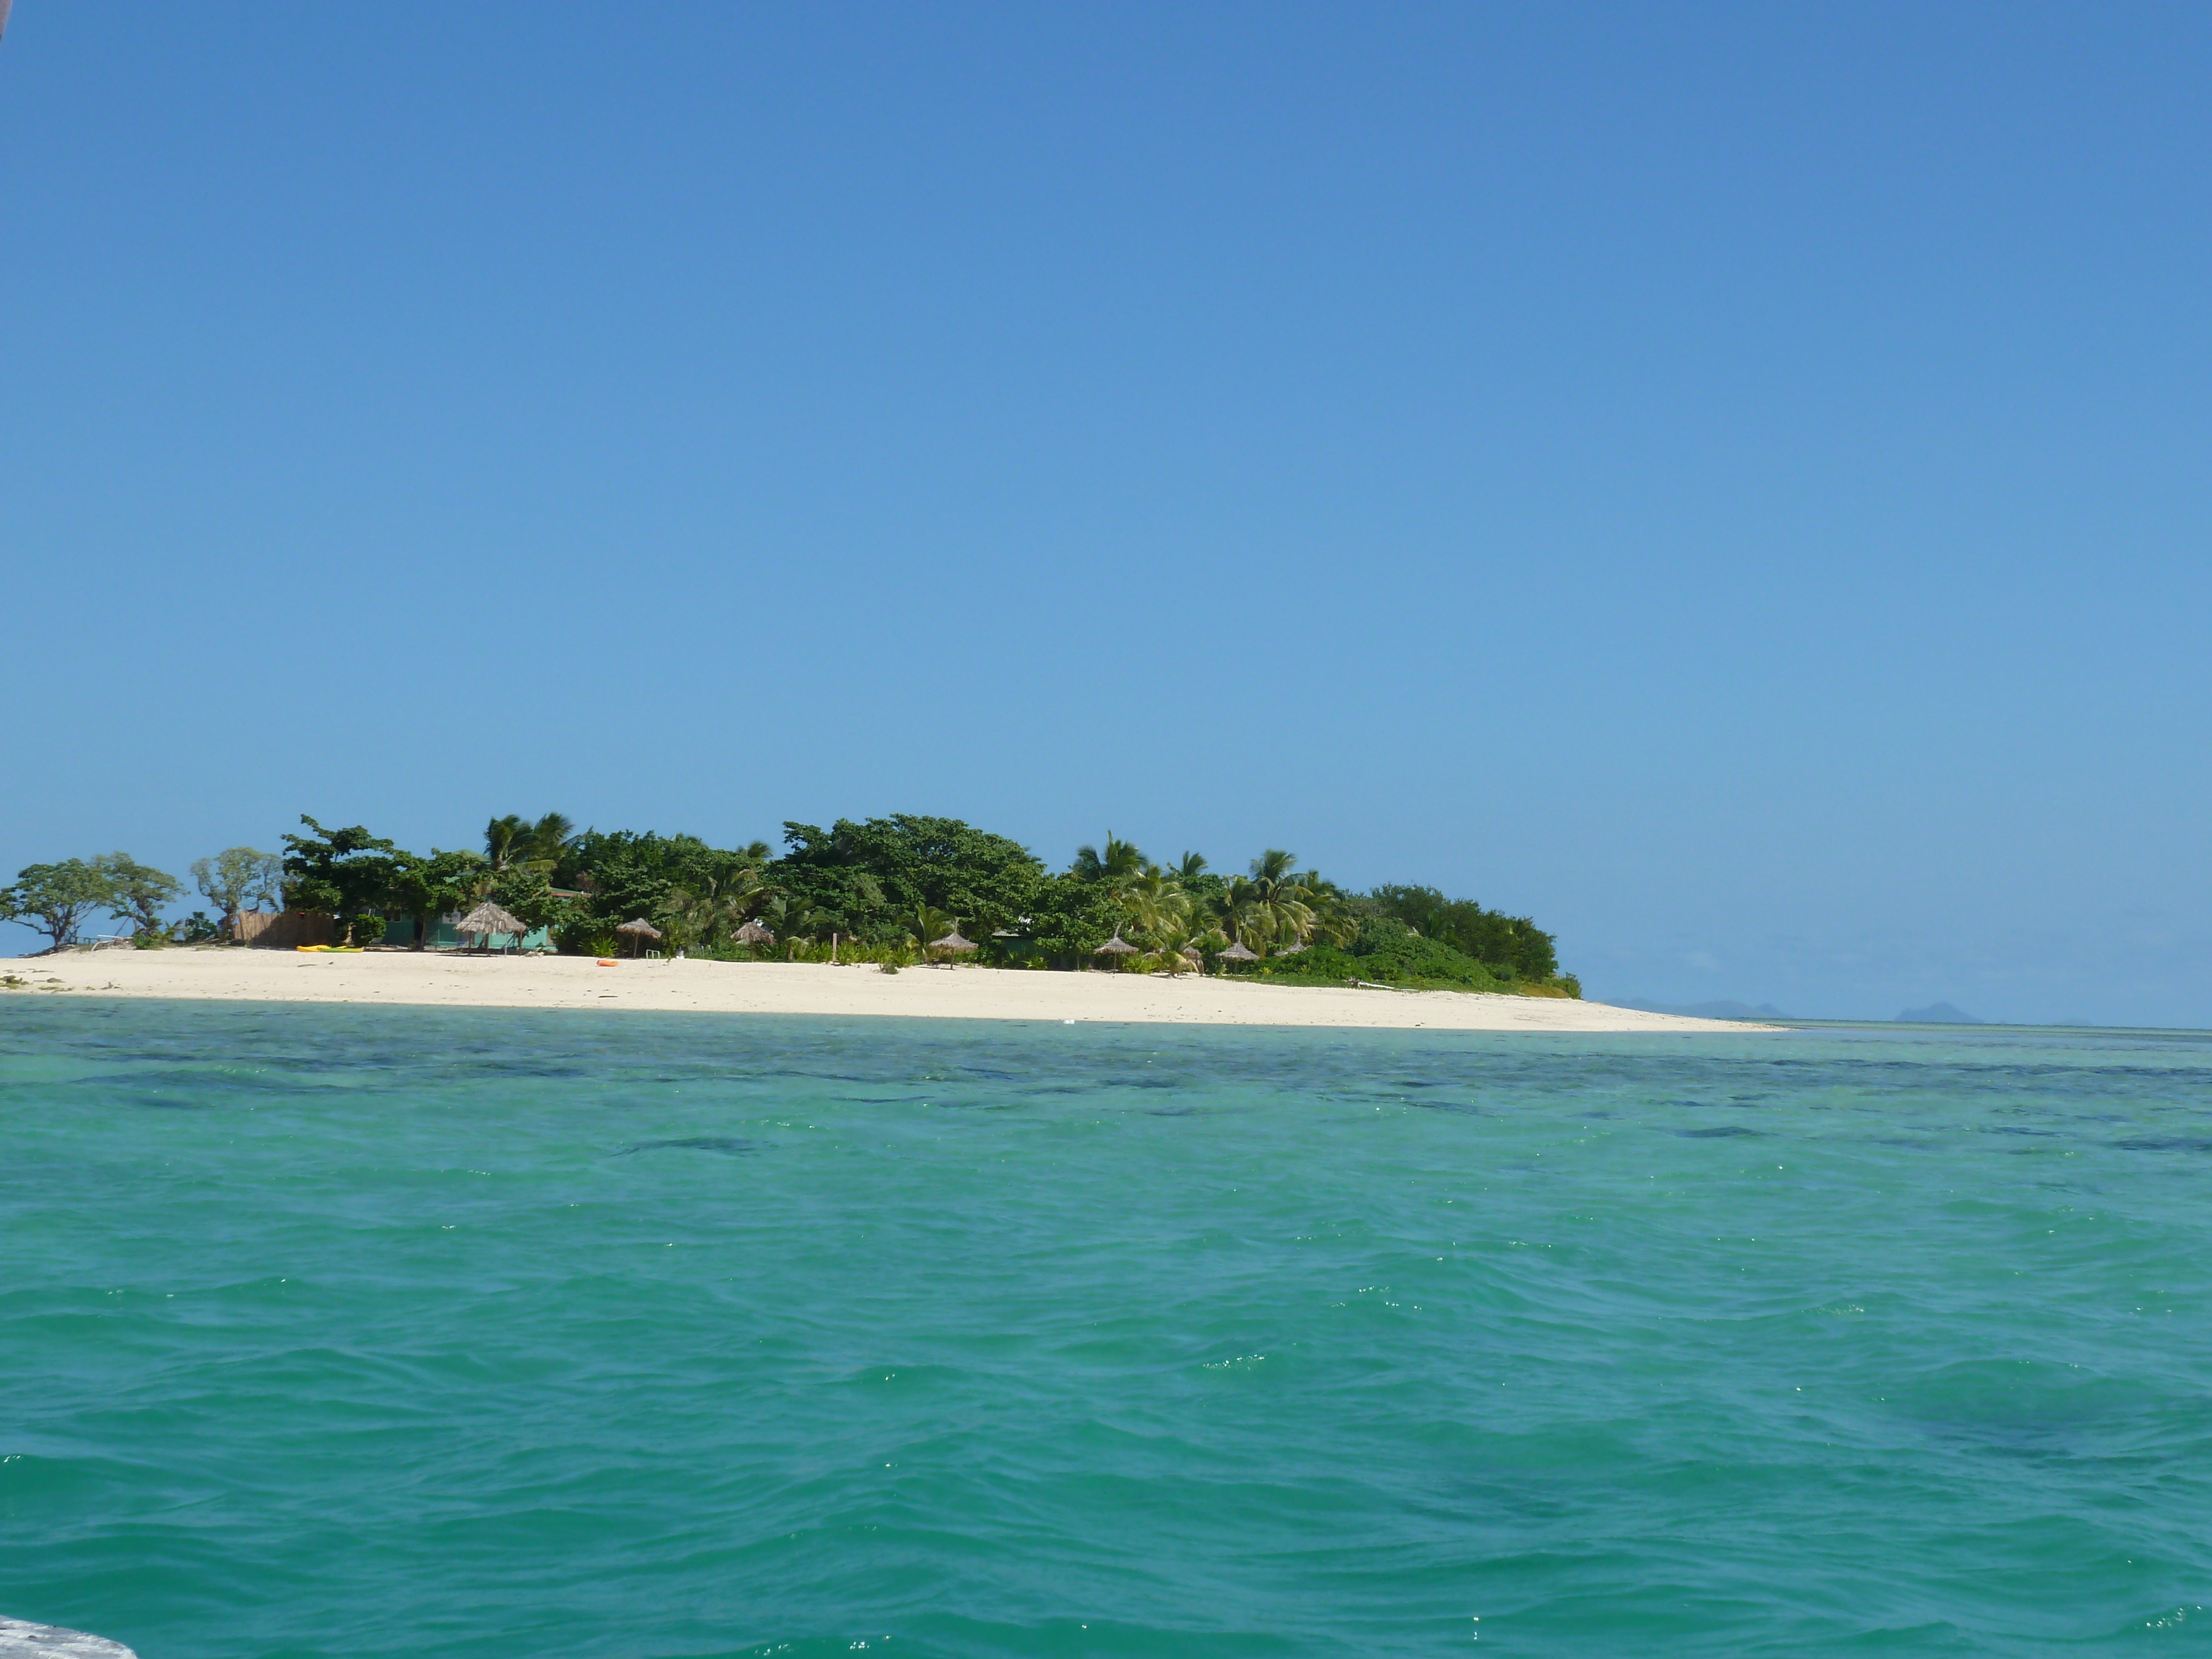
0,947,1774,1033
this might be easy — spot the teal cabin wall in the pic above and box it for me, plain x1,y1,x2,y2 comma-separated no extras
382,916,552,952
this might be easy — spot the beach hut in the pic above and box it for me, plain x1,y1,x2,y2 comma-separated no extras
1093,932,1139,969
1277,940,1309,955
456,901,528,953
733,919,774,946
930,929,978,957
616,917,663,957
1216,940,1260,970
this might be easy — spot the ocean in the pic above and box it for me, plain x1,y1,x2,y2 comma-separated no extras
2,1000,2207,1656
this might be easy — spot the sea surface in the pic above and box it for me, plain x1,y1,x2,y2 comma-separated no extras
2,1000,2209,1657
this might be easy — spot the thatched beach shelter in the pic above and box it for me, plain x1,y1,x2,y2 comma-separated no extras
616,916,663,957
1278,940,1309,955
930,929,978,955
733,919,774,945
456,901,527,952
1216,940,1260,967
1094,932,1138,957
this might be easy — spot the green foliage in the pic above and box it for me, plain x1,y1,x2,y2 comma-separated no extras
1363,884,1560,981
491,868,567,933
94,852,182,936
773,817,1042,943
0,859,117,951
1244,932,1506,992
1071,832,1146,886
387,849,490,948
485,812,577,874
282,817,404,940
171,911,224,944
1024,872,1121,964
191,847,283,936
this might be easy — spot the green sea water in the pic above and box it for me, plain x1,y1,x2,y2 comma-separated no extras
2,1000,2209,1657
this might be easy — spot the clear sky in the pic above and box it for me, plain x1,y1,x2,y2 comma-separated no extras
3,3,2208,1023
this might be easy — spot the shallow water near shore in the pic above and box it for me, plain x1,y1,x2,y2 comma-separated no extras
3,1000,2209,1656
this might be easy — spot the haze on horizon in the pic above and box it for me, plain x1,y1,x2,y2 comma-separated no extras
3,3,2207,1025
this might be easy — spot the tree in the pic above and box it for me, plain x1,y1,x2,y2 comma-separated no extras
1118,867,1190,937
281,817,406,945
388,849,489,950
1024,872,1121,966
905,904,959,956
0,860,117,952
94,853,182,938
487,812,578,875
773,817,1042,942
1072,832,1146,888
191,847,284,938
1364,884,1560,981
758,895,821,958
1239,849,1316,954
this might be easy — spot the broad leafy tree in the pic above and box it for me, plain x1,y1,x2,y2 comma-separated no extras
773,817,1042,943
95,853,182,938
281,817,406,944
191,847,284,938
0,859,117,952
1364,884,1559,980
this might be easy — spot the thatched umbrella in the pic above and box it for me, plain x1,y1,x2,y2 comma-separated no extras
1094,932,1139,963
456,901,527,952
1278,940,1309,955
1217,940,1260,967
930,929,978,955
616,916,662,957
733,919,774,945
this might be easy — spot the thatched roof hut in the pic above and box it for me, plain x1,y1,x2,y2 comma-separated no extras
733,919,774,945
456,901,526,947
1217,940,1260,963
616,916,662,957
930,930,978,954
1094,932,1139,957
1278,940,1309,955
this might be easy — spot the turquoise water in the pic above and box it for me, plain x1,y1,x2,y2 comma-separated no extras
3,1002,2209,1656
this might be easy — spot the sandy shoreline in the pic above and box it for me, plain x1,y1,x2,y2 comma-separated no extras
0,947,1771,1033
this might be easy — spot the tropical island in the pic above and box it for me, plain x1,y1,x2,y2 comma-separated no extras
3,812,1579,997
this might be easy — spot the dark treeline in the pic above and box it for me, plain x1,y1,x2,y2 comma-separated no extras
3,813,1576,996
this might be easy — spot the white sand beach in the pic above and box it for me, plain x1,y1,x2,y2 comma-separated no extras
0,947,1766,1032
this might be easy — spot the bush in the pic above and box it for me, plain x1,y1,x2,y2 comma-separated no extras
1246,937,1506,992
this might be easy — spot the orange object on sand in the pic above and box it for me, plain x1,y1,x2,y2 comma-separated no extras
596,958,618,967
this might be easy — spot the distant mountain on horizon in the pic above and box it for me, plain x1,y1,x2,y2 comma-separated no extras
1611,998,1793,1021
1896,1002,1981,1024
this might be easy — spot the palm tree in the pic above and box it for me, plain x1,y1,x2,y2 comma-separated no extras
1296,869,1359,948
760,895,821,959
1139,921,1207,975
670,865,768,950
1072,833,1146,888
527,813,577,870
1120,867,1190,936
905,905,958,957
1241,850,1316,954
1172,851,1209,881
484,815,532,872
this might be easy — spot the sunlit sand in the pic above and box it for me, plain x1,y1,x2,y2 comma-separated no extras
2,948,1769,1032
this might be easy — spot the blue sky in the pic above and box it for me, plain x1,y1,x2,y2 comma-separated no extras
3,3,2208,1023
